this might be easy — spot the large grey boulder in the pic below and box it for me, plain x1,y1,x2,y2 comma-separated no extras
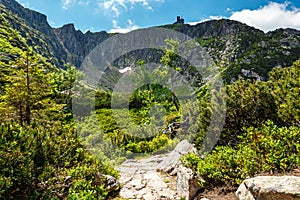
157,140,202,200
157,140,197,175
236,176,300,200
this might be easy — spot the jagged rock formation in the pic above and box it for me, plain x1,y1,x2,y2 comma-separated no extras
0,0,111,67
0,0,67,66
53,23,110,67
236,176,300,200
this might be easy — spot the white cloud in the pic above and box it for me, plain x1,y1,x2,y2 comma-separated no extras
229,2,300,32
78,1,90,6
99,0,164,17
188,16,225,26
109,19,140,33
62,0,90,9
188,2,300,32
62,0,76,9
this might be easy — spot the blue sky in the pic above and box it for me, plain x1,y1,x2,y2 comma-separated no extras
15,0,300,33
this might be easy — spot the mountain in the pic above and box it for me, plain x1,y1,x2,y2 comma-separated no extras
0,0,111,68
0,0,300,82
53,24,110,67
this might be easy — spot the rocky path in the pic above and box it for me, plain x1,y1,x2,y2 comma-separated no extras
117,140,200,200
118,153,178,200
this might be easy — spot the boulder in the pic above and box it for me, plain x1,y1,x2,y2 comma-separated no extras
177,165,203,200
236,176,300,200
157,140,202,200
157,140,197,175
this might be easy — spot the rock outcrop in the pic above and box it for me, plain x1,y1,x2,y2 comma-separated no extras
236,176,300,200
176,165,203,200
0,0,68,67
0,0,111,68
53,24,110,67
157,140,197,175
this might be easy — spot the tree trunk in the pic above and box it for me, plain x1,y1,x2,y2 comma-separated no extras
25,53,31,125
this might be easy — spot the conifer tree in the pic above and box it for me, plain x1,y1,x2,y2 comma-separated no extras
0,50,60,126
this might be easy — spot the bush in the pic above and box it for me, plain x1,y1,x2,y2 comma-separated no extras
0,123,118,199
241,120,300,172
182,121,300,187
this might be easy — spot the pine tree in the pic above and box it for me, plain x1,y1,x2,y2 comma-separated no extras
0,50,61,126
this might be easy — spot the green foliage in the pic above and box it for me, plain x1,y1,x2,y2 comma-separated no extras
54,64,80,107
183,59,300,188
221,79,276,145
218,58,300,146
241,121,300,172
268,59,300,126
1,10,300,198
89,39,192,154
80,108,175,154
125,134,173,153
182,121,300,186
0,51,63,126
0,15,119,199
0,123,118,199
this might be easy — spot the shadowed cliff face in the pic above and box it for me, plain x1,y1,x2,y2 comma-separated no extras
53,24,110,68
1,0,300,81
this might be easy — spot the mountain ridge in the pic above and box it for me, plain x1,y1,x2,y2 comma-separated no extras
1,0,300,82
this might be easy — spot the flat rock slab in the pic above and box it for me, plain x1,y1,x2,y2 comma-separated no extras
119,154,178,200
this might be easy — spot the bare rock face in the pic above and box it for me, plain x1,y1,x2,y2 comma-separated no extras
157,140,197,175
236,176,300,200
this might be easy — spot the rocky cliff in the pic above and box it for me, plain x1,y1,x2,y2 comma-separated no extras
1,0,300,81
0,0,110,68
53,23,110,67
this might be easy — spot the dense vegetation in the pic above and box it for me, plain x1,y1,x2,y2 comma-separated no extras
182,59,300,187
1,1,300,199
0,11,118,199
